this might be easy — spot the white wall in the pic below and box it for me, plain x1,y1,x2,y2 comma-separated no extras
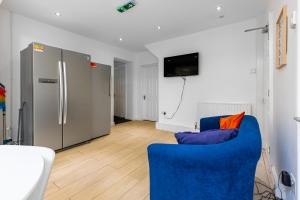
146,19,259,132
0,8,12,132
8,12,135,139
135,51,158,66
268,0,298,199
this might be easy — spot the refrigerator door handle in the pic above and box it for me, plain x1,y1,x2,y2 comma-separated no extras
63,61,68,124
109,75,111,97
58,61,63,125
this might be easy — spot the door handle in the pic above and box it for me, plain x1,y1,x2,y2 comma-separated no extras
294,117,300,122
58,61,63,125
143,95,146,100
63,61,68,124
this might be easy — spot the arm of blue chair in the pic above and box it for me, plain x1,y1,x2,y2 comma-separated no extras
200,116,222,131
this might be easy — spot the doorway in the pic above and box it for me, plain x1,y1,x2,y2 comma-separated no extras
139,64,158,121
262,24,271,149
114,60,130,124
250,19,271,150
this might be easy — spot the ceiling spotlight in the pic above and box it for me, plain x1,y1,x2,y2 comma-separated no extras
216,6,222,11
157,26,161,30
55,12,61,17
119,38,123,42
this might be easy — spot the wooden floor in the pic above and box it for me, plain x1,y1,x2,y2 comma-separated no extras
45,121,270,200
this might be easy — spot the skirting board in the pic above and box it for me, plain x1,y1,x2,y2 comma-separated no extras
156,122,194,133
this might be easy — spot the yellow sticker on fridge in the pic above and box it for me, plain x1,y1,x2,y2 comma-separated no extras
33,43,45,52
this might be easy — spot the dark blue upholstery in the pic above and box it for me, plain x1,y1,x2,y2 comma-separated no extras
147,115,262,200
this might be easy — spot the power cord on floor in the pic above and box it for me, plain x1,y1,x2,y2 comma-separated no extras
164,77,186,119
254,179,277,200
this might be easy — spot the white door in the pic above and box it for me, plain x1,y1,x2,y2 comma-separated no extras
140,64,158,121
114,63,126,118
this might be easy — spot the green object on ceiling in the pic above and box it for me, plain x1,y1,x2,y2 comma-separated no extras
117,1,136,13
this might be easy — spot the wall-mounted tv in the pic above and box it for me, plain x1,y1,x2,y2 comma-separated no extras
164,53,199,77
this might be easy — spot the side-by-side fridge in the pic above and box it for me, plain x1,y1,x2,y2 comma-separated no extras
21,43,111,150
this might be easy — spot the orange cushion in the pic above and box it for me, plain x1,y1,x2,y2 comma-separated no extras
220,112,245,129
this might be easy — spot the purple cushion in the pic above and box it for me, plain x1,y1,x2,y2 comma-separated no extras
175,129,239,145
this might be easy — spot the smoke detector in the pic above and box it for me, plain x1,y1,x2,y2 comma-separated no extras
117,0,136,13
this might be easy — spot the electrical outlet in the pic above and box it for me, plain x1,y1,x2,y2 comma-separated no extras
274,170,296,200
290,11,297,29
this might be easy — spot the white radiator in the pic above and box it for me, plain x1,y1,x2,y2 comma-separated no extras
196,102,252,122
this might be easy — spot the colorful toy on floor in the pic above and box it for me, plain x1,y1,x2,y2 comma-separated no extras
0,83,9,144
0,83,5,111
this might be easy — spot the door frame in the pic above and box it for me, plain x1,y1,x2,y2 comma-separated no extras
113,59,128,124
261,11,275,188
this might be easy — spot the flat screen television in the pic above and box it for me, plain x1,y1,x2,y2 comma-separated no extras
164,53,199,77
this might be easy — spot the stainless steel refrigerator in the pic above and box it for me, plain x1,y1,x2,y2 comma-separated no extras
91,63,111,138
21,43,92,150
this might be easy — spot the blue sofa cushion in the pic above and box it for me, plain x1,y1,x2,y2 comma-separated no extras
175,129,239,145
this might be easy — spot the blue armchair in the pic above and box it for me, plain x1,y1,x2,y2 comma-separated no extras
147,115,262,200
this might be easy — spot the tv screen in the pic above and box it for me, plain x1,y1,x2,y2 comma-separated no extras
164,53,199,77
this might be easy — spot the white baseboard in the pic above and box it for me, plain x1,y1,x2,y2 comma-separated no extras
155,122,194,133
130,117,142,121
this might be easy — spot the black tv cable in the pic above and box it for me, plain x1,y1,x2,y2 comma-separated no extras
164,77,186,119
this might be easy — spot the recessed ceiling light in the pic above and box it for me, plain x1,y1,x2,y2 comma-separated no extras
157,26,161,30
216,6,222,11
119,38,123,42
55,12,61,17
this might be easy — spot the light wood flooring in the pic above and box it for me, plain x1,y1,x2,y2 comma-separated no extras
45,121,271,200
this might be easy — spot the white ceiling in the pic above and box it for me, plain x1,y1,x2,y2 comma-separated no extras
3,0,267,52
